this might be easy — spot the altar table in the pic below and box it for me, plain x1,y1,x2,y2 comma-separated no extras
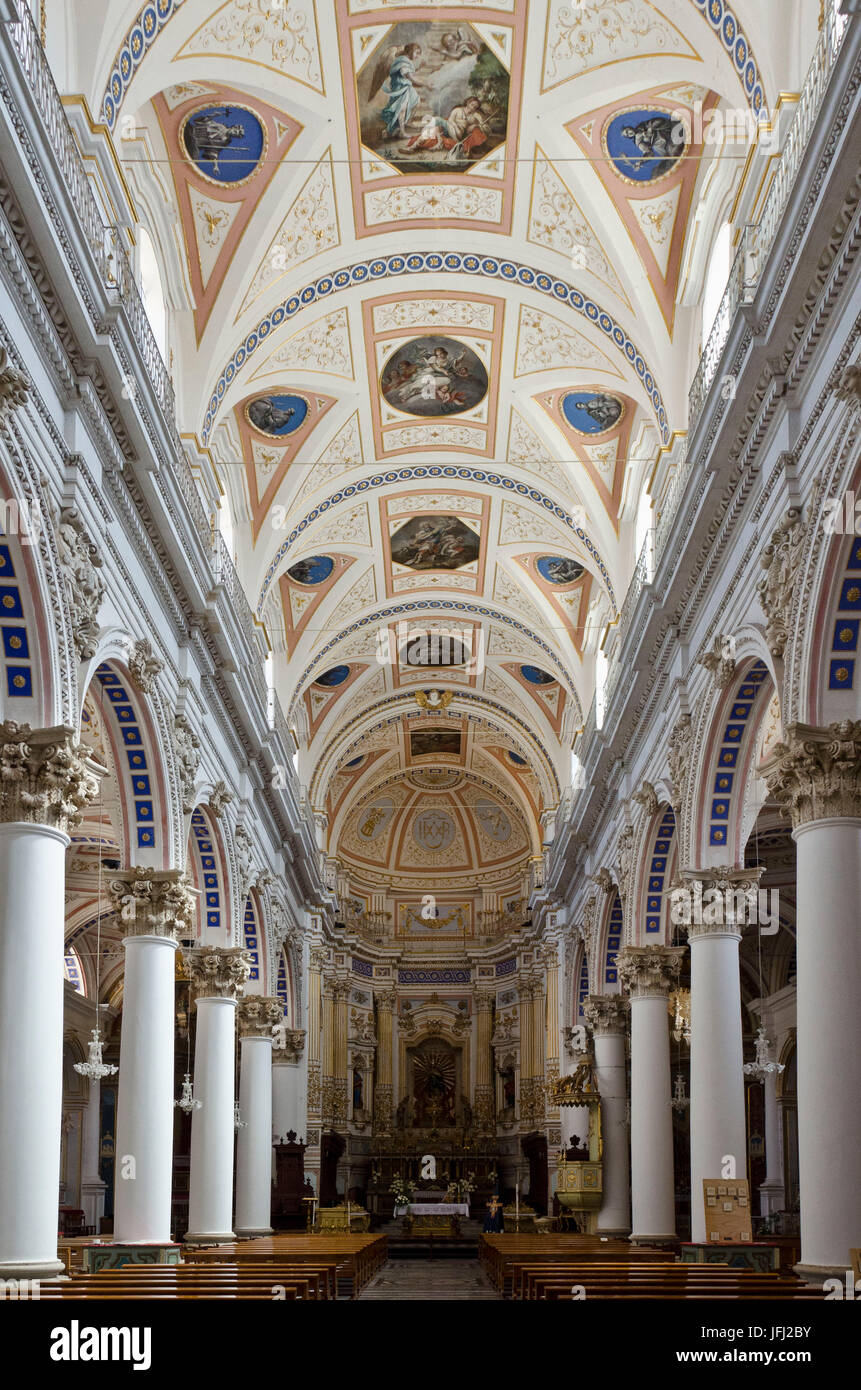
394,1202,470,1218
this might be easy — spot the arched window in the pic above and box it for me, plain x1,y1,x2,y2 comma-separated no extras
701,221,732,349
137,226,167,360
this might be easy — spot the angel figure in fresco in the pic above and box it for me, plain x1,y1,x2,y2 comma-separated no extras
393,345,470,409
370,42,428,139
434,29,479,62
406,95,492,163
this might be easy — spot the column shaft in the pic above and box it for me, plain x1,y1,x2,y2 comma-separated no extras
0,823,69,1278
235,1036,274,1235
629,996,675,1239
186,996,238,1242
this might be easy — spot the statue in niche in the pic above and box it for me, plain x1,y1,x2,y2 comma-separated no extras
352,1067,364,1112
412,1047,456,1127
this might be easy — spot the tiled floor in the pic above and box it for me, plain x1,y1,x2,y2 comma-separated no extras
358,1258,501,1301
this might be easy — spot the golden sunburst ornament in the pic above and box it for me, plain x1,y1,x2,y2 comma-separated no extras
414,689,454,711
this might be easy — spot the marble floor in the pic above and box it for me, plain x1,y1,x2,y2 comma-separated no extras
358,1258,501,1301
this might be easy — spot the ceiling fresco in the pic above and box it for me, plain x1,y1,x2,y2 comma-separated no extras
89,0,796,919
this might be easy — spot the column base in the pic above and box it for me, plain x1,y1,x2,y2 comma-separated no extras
0,1257,65,1280
630,1233,677,1246
794,1262,855,1285
234,1227,274,1239
183,1230,236,1246
596,1227,631,1239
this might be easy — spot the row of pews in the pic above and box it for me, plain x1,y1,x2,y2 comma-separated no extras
40,1234,387,1301
479,1235,825,1300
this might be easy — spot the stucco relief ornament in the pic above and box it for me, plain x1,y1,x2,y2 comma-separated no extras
633,780,659,818
616,822,635,899
699,635,737,689
209,779,233,819
127,637,163,694
834,363,861,408
758,508,806,658
53,506,105,661
593,866,615,894
667,713,693,811
764,720,861,827
0,347,29,419
580,895,599,955
173,714,201,813
0,721,98,830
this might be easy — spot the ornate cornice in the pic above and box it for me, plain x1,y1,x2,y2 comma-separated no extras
764,720,861,826
583,994,629,1036
109,868,195,940
616,945,686,999
237,994,283,1039
185,946,251,1000
0,722,97,830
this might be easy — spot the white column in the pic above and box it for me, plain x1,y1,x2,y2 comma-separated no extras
80,1075,106,1234
765,723,861,1274
759,1069,785,1216
235,997,282,1237
185,948,250,1244
272,1029,306,1141
0,726,96,1279
0,821,69,1278
618,946,685,1244
110,871,195,1244
584,995,630,1236
683,868,752,1244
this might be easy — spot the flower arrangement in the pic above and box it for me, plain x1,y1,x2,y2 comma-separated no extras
390,1176,415,1209
445,1173,476,1202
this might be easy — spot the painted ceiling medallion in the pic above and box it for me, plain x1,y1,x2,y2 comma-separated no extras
520,665,555,685
179,103,267,186
476,799,512,843
287,555,334,585
507,750,528,766
536,555,585,586
391,515,480,571
561,392,624,435
381,337,488,417
315,665,350,688
245,393,308,437
359,22,509,175
602,107,687,185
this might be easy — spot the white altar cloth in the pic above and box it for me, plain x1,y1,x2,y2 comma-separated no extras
401,1202,469,1217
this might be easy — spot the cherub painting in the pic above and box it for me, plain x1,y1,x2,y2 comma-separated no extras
381,336,488,417
358,20,509,174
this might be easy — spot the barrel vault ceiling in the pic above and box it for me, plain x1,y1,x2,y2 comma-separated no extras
77,0,804,851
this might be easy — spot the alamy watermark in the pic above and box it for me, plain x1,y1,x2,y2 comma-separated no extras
669,882,779,934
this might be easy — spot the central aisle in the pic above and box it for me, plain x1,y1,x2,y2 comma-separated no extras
358,1258,501,1301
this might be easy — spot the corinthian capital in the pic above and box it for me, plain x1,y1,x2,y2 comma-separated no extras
375,989,397,1012
764,720,861,827
109,867,196,940
273,1028,306,1063
583,994,629,1035
0,722,98,831
616,945,686,998
185,946,251,1000
237,995,283,1039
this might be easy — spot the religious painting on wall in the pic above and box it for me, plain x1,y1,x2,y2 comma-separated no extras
381,337,489,417
602,107,688,184
286,555,334,585
390,514,480,570
245,393,308,437
179,103,266,185
358,22,509,173
409,728,461,760
561,392,624,435
536,555,584,586
411,1046,457,1127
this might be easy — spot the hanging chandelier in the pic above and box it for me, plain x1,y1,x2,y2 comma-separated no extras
175,1072,202,1114
669,988,691,1044
671,1072,690,1112
743,1026,785,1083
74,1023,118,1081
73,764,117,1083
